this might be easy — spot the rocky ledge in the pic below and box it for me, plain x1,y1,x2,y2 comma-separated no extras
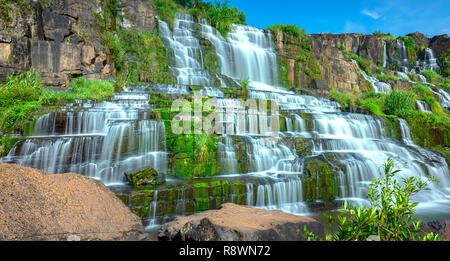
158,203,325,241
0,162,148,241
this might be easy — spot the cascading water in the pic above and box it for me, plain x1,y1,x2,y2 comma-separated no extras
351,60,391,93
2,11,449,226
412,48,441,73
2,85,168,185
396,39,410,72
192,14,449,218
416,100,432,114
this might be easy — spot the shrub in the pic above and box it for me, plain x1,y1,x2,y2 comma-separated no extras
67,77,115,100
202,0,246,38
383,90,417,117
266,24,306,38
329,89,362,108
376,74,403,82
421,70,443,84
412,84,433,97
0,69,41,107
304,158,441,241
149,0,182,26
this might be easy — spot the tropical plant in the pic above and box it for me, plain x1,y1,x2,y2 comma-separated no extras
304,158,441,241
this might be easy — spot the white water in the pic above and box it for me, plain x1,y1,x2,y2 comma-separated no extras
156,13,450,218
416,100,432,114
352,60,391,93
2,86,167,185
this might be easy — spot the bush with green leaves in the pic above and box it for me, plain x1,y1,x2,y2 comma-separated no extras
201,0,246,38
383,90,417,118
0,69,41,107
0,70,115,135
304,158,441,241
266,24,306,38
421,70,444,84
329,89,362,108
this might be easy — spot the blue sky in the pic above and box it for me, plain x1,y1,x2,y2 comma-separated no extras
207,0,449,37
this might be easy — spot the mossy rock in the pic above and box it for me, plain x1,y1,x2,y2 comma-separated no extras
125,167,159,187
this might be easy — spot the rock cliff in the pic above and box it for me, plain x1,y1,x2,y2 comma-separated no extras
0,0,156,86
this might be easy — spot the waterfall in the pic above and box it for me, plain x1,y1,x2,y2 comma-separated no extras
2,86,168,185
416,100,432,114
156,13,449,217
396,39,410,72
2,11,449,222
352,60,391,93
200,22,279,86
382,41,387,68
412,48,441,73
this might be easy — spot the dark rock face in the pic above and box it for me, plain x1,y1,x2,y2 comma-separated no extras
0,0,156,86
158,203,325,241
430,34,450,58
0,162,148,241
310,33,384,65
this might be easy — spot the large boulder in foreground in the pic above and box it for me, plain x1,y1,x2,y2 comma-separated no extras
158,203,325,241
0,162,148,241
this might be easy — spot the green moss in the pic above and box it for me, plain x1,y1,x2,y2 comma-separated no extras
125,167,159,187
421,70,444,84
0,136,20,157
304,159,337,201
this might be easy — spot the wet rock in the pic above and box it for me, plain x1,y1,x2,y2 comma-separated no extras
158,203,325,241
125,167,159,187
0,162,148,241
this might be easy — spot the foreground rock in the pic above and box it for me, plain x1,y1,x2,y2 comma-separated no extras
0,162,148,241
158,203,325,241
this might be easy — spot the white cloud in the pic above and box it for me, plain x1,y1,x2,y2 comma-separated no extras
361,9,381,19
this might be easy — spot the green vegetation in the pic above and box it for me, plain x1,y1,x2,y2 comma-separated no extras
125,167,161,187
373,31,398,41
268,24,320,86
96,0,173,87
329,85,450,148
266,24,306,38
0,0,32,22
421,69,444,84
383,90,417,117
329,89,362,108
0,70,115,137
399,36,417,66
151,0,246,38
304,158,441,241
439,50,450,77
149,0,183,27
376,74,403,82
340,46,372,75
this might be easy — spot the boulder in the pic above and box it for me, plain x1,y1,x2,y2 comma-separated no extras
0,162,148,241
125,167,159,187
158,203,325,241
